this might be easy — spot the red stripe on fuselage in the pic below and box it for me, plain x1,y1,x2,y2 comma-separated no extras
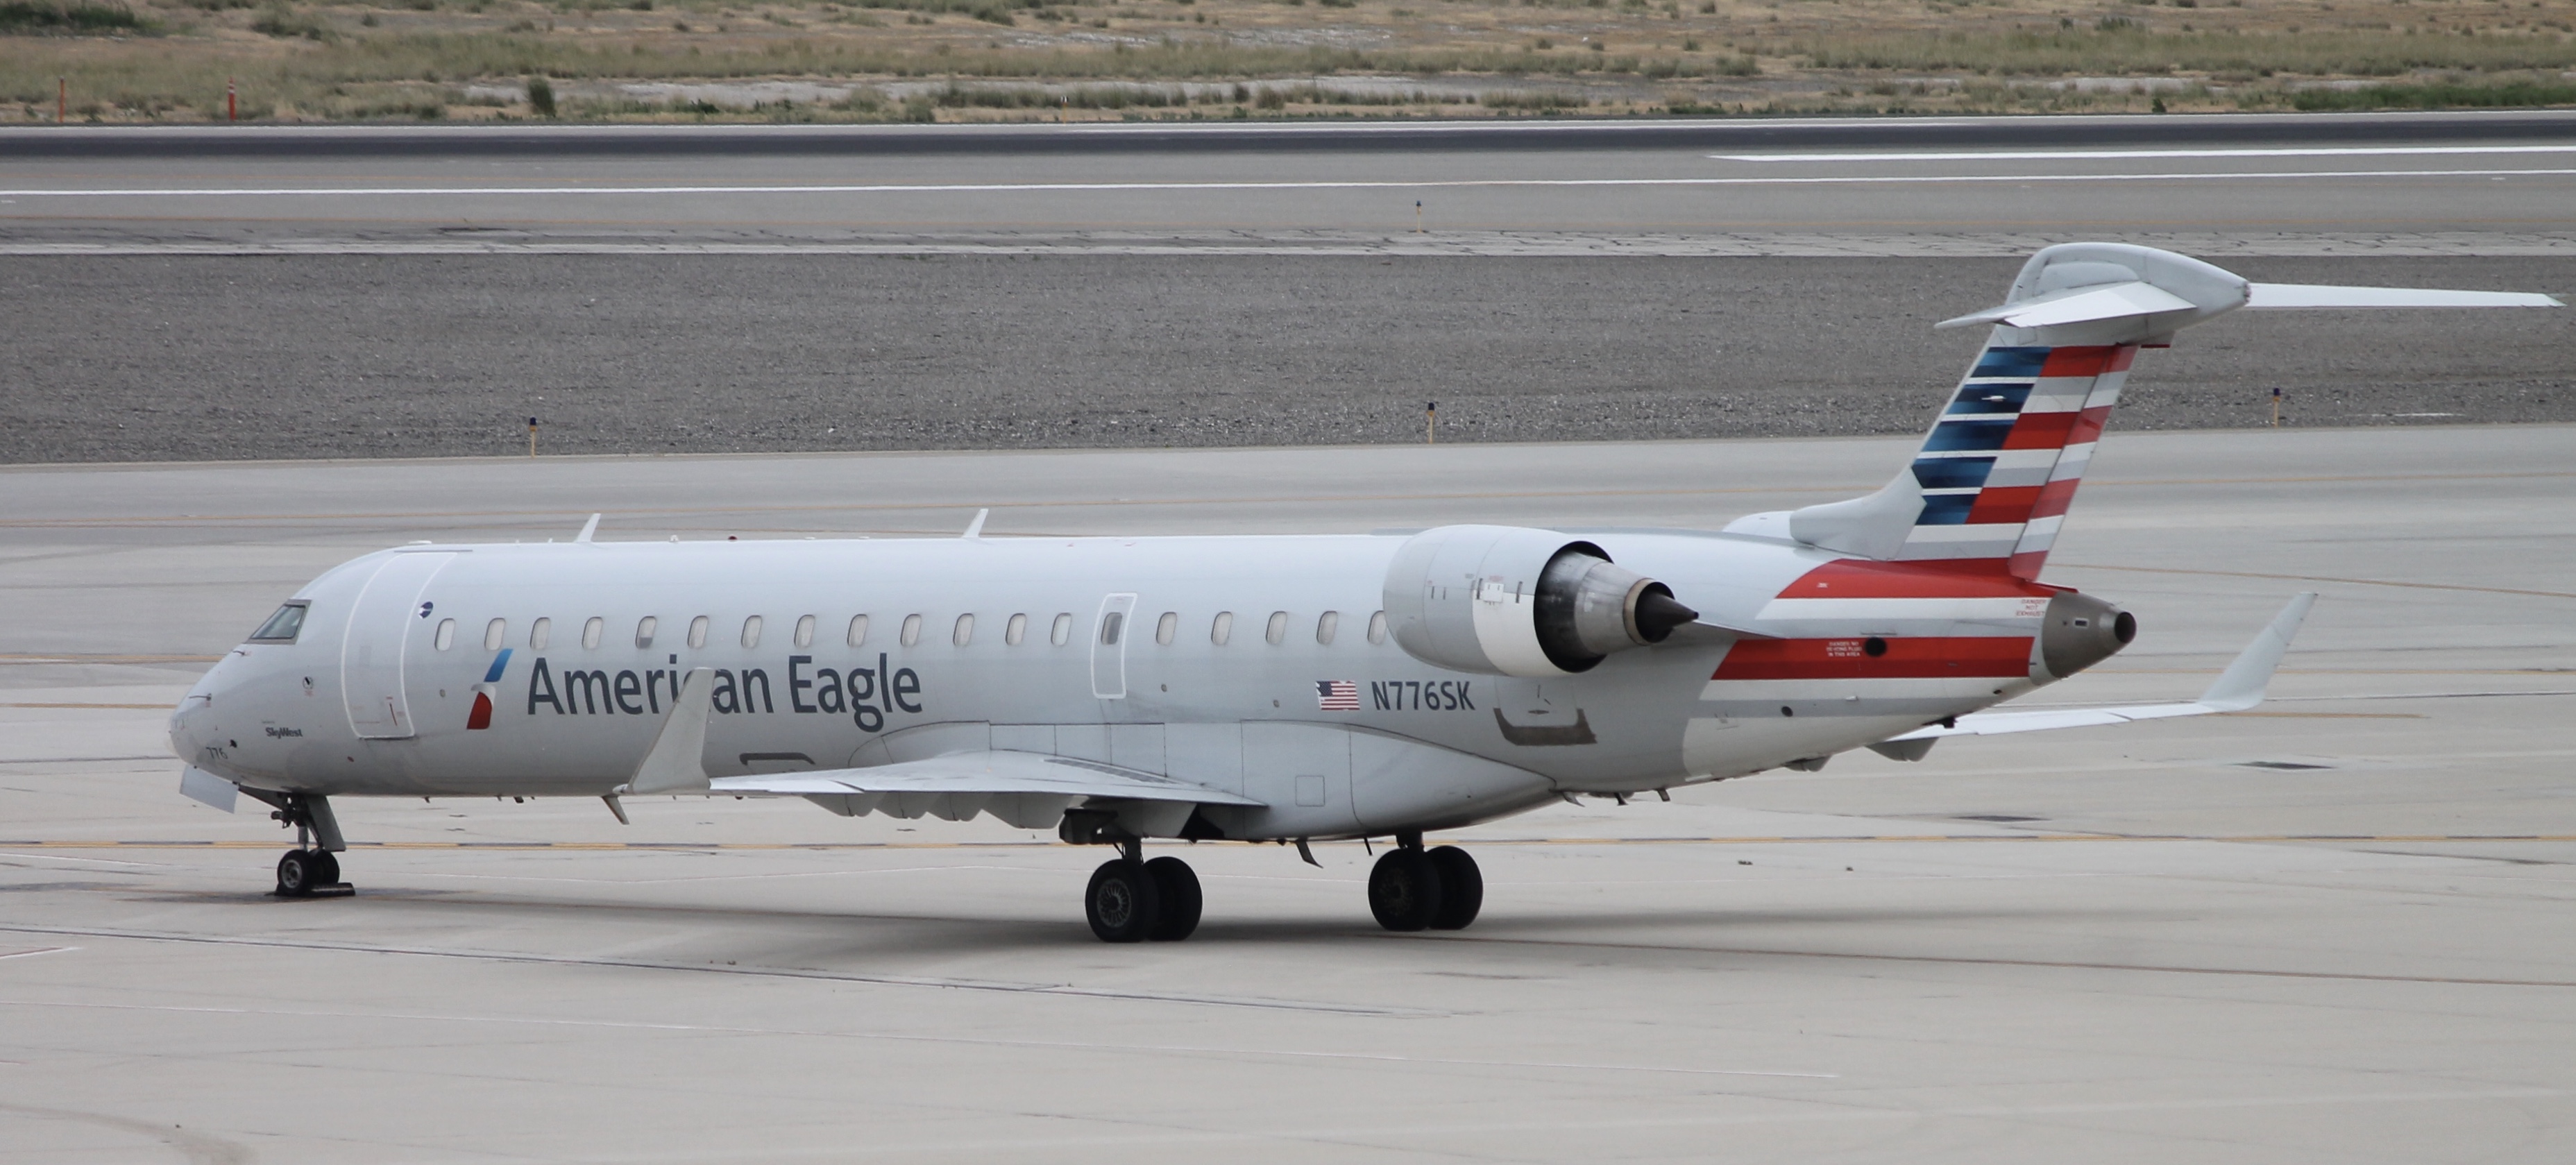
1776,558,2060,599
1712,636,2035,681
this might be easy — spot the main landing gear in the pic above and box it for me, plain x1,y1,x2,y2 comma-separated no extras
1084,842,1202,943
255,792,354,899
1368,833,1482,933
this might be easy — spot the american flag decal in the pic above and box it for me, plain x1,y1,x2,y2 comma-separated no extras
1315,680,1359,711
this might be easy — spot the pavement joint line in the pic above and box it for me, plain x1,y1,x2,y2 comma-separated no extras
11,167,2576,198
1428,935,2576,989
0,924,1442,1017
0,998,1831,1079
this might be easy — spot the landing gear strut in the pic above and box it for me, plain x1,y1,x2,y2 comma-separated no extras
1082,840,1201,943
251,792,353,899
1369,834,1482,933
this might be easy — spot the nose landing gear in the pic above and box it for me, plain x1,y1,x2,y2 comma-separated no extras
1368,834,1482,933
247,791,355,899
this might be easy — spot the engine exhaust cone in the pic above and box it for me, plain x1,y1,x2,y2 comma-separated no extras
1630,588,1699,643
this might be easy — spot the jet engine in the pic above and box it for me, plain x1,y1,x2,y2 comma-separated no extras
2037,590,2137,680
1380,525,1700,677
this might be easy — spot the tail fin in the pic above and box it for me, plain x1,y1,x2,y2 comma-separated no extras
1784,243,2560,579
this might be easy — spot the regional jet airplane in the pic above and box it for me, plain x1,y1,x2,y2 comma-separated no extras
169,244,2559,941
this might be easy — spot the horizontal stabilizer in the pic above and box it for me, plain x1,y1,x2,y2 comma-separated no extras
1936,281,2200,330
711,750,1264,806
2245,283,2564,310
1885,593,2316,742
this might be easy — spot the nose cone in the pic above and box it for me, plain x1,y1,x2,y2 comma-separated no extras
2039,591,2136,680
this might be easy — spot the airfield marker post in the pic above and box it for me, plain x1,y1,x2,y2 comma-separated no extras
1425,400,1435,445
228,78,236,121
2271,386,2282,427
1415,200,1423,233
527,417,539,457
58,78,65,124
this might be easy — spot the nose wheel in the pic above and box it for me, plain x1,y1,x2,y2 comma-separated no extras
273,848,351,898
255,792,354,898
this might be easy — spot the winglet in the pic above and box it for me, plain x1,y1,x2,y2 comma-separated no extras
624,667,715,795
2196,593,2319,712
575,513,602,543
962,508,989,539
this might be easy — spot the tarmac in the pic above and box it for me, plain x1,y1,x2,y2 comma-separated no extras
2,424,2571,1163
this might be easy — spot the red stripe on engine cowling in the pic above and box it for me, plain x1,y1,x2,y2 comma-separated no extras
1712,636,2035,681
1776,558,2060,599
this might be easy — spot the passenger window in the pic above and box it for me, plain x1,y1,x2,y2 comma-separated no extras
1100,611,1124,646
1266,611,1289,645
248,602,307,644
953,613,974,647
1005,613,1028,646
1316,610,1339,645
740,615,763,649
434,618,457,651
794,614,815,648
582,618,604,649
846,614,869,647
1211,611,1233,645
483,618,506,652
635,616,657,648
1050,613,1072,647
1155,612,1178,645
688,615,709,649
1368,611,1389,645
529,618,551,649
900,614,922,647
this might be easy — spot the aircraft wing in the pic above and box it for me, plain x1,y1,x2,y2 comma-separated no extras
709,751,1262,806
1886,593,2316,742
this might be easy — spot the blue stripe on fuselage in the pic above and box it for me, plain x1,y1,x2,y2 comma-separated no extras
483,648,513,683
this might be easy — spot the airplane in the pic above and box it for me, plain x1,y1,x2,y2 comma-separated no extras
167,243,2560,942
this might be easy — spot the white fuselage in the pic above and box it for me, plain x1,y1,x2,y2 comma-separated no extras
171,527,2059,841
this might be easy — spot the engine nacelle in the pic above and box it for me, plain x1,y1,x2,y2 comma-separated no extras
1381,525,1700,677
2038,590,2137,680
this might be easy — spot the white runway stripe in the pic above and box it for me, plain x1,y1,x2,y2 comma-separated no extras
7,166,2576,198
1717,145,2576,162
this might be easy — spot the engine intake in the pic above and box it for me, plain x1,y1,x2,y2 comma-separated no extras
1382,525,1700,677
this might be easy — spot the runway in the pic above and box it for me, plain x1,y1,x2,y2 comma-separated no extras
6,112,2576,253
2,427,2572,1162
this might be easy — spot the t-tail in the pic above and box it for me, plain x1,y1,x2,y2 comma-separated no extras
1776,242,2559,578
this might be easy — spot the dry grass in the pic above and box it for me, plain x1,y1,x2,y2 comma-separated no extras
10,0,2576,121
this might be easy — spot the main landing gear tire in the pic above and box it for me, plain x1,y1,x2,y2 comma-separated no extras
1368,848,1443,932
1085,858,1163,943
275,849,324,897
1425,845,1482,930
1143,856,1202,942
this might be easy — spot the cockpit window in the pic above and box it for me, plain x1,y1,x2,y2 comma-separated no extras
248,602,308,644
